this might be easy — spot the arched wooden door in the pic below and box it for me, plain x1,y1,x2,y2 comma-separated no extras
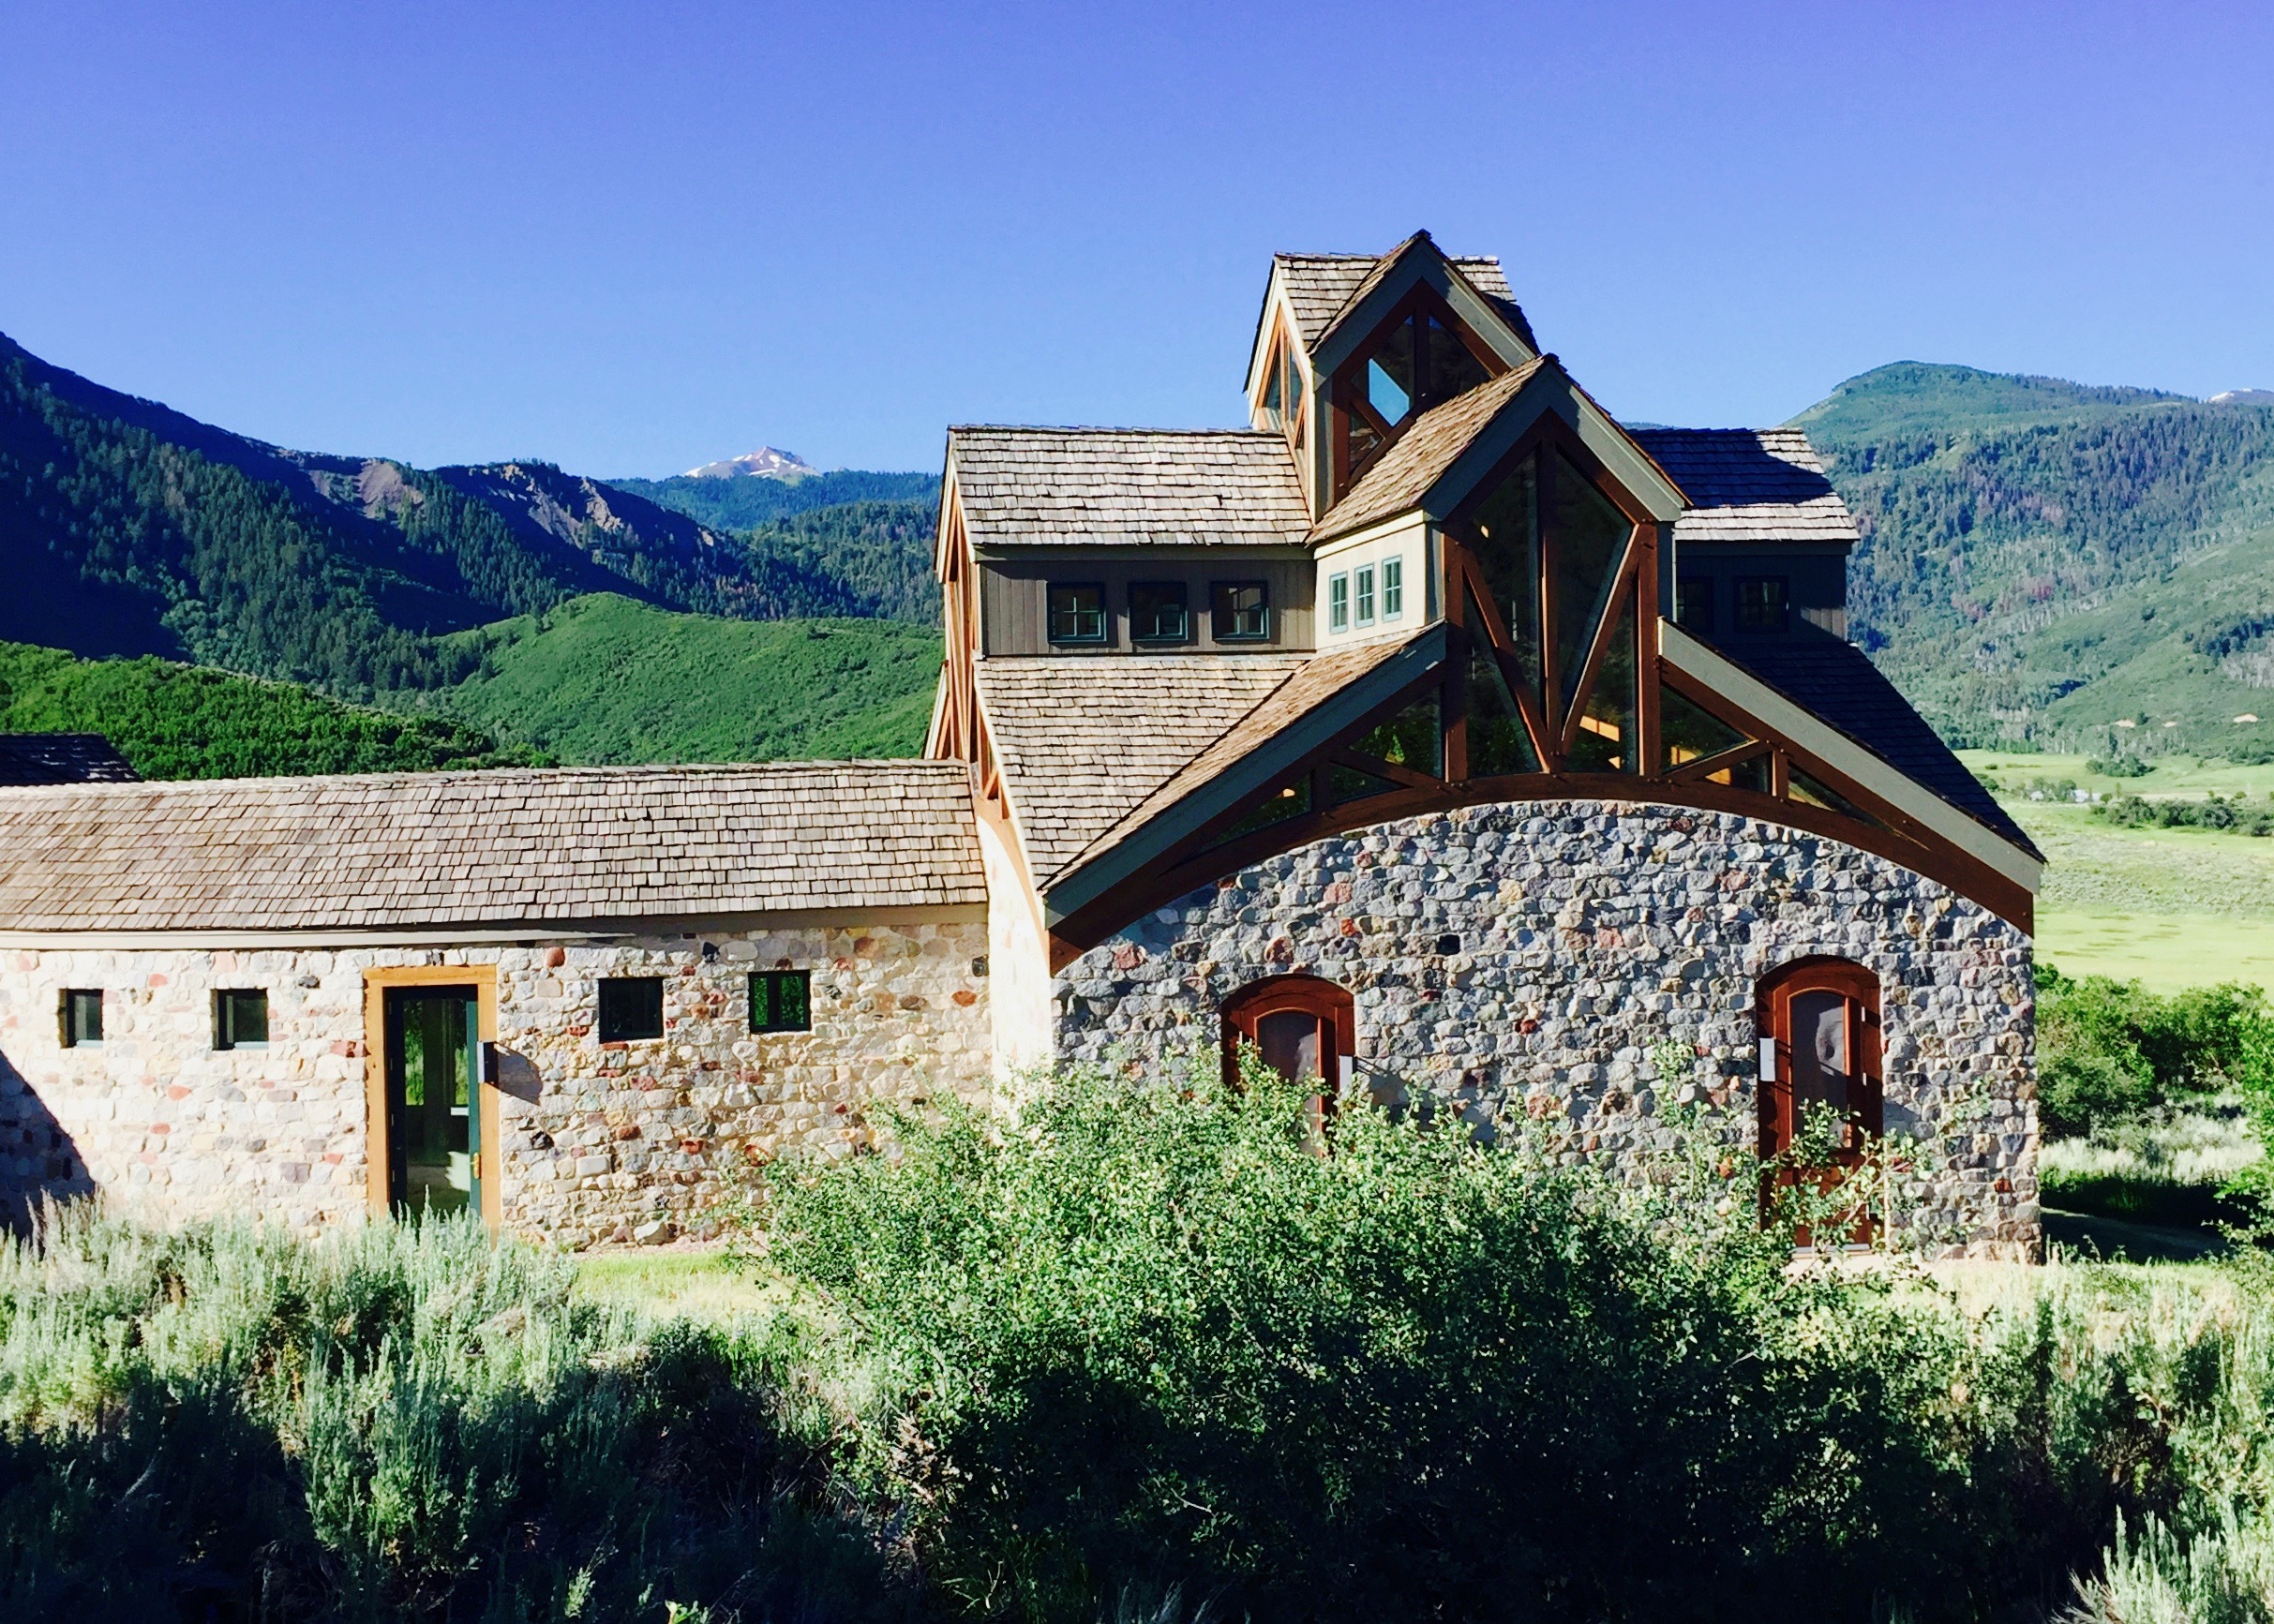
1221,975,1356,1128
1757,958,1882,1243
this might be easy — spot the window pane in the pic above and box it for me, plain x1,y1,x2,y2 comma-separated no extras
1212,779,1311,847
1790,991,1852,1117
1734,577,1789,633
1211,581,1269,640
1368,317,1415,424
1355,692,1441,776
1661,686,1751,770
597,976,665,1041
1257,1009,1324,1085
1551,453,1635,709
1710,753,1776,795
219,989,268,1048
1354,566,1376,626
1130,582,1189,644
1465,588,1540,776
1048,584,1107,644
1675,576,1714,635
1423,314,1491,408
1468,453,1542,705
65,990,102,1046
1328,573,1350,633
1568,594,1638,773
1344,408,1382,472
1263,349,1282,425
1381,558,1404,619
1788,768,1888,829
752,970,812,1034
1282,350,1302,424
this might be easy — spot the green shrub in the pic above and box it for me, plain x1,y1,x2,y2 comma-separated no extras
755,1060,2155,1622
0,1207,912,1623
2036,967,2272,1139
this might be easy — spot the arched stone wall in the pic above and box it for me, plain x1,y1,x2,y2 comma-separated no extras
1052,799,2037,1259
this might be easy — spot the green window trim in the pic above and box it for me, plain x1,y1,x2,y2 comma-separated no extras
1328,572,1350,633
1354,565,1376,627
214,988,269,1050
750,970,813,1034
597,976,666,1042
1211,581,1270,641
60,989,102,1048
1047,583,1109,646
1129,582,1191,645
1381,557,1404,620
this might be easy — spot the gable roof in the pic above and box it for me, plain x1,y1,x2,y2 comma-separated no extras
949,427,1309,549
1630,428,1860,547
0,763,983,936
0,734,138,786
1314,360,1547,540
976,653,1310,884
1274,248,1538,353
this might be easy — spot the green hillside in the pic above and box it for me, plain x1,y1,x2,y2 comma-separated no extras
421,593,941,764
0,642,541,780
1798,364,2274,755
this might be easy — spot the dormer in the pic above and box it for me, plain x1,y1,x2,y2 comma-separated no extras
1248,232,1542,521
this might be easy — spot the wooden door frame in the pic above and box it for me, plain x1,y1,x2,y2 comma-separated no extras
1219,973,1357,1091
1757,957,1883,1242
363,964,501,1227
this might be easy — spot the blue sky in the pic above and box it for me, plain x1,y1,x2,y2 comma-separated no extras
2,1,2267,474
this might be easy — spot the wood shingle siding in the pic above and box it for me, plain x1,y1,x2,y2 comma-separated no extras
0,763,984,934
975,654,1309,884
949,427,1310,549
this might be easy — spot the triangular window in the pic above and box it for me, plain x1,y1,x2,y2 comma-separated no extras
1464,587,1541,777
1788,767,1892,832
1567,595,1638,774
1424,314,1491,406
1661,687,1751,769
1329,763,1403,805
1355,693,1443,778
1466,452,1543,706
1333,291,1502,493
1550,452,1635,711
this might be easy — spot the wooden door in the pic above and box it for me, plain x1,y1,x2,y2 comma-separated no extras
1220,975,1356,1135
1758,959,1882,1244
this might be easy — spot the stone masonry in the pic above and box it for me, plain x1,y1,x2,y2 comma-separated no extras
1054,800,2037,1259
0,920,990,1245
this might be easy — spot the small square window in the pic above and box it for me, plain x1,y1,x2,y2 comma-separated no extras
597,976,665,1041
1677,576,1715,635
60,989,102,1048
1734,576,1790,633
214,989,268,1050
1129,582,1189,645
1381,558,1404,619
1354,565,1377,627
1328,572,1350,633
750,970,812,1034
1212,581,1269,641
1048,583,1108,645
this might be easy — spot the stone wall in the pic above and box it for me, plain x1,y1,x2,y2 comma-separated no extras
1053,800,2037,1259
0,919,990,1244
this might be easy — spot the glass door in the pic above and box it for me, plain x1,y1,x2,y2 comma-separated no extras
384,986,482,1218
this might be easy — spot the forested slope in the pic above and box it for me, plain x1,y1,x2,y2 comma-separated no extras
1798,364,2274,754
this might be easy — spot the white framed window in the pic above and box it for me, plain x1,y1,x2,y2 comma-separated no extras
1354,565,1376,627
1328,572,1350,633
1382,557,1404,620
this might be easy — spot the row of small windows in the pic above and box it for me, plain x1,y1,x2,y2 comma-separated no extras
1048,581,1271,647
55,973,815,1050
1675,575,1790,637
1325,559,1405,634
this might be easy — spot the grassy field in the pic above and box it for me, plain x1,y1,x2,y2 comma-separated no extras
1962,749,2274,991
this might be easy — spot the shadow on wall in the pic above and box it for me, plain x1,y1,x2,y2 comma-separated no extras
0,1051,96,1230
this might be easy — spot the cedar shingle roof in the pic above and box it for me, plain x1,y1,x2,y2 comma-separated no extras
1714,634,2039,857
1313,360,1547,541
1630,428,1860,547
0,763,983,934
949,428,1309,549
1275,248,1537,352
977,654,1309,884
1062,633,1428,877
0,734,138,786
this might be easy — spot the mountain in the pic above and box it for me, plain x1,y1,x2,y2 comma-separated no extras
614,467,938,534
414,592,940,764
2212,390,2274,408
681,445,815,479
1795,363,2274,756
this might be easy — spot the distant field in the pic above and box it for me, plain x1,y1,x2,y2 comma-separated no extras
416,592,943,765
1961,749,2274,991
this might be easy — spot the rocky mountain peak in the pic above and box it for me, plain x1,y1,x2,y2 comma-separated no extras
680,446,816,481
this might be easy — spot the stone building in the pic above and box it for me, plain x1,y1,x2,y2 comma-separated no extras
0,233,2042,1253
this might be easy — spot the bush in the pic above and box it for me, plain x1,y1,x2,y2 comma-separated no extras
2036,966,2272,1139
755,1060,2191,1622
0,1207,911,1623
